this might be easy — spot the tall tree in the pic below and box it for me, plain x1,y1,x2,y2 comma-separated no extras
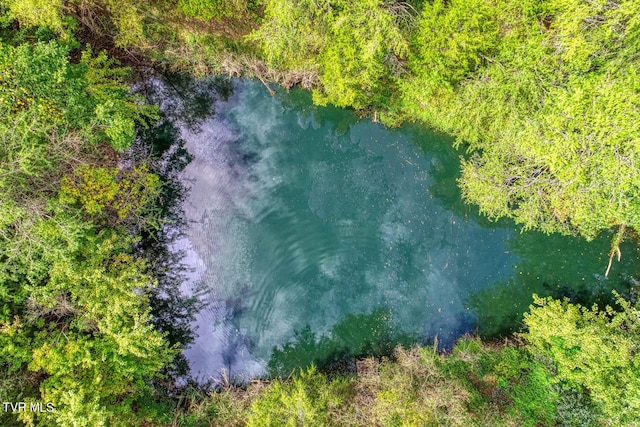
523,294,640,424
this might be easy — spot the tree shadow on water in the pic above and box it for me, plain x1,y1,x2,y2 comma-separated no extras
129,115,202,385
140,71,234,131
468,277,635,338
268,308,417,378
467,230,639,338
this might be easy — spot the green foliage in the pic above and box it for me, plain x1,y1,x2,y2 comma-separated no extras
0,30,168,427
0,0,170,49
247,0,329,71
440,337,560,426
171,338,607,426
1,0,65,33
523,294,640,424
0,41,154,199
59,164,161,224
313,0,409,110
60,166,120,216
81,48,158,150
251,0,410,109
404,0,499,104
0,41,71,199
178,0,237,21
458,61,640,239
452,1,640,240
0,212,175,426
102,0,150,48
247,366,350,427
553,386,600,427
362,347,478,426
2,1,640,425
477,346,558,426
6,0,638,253
172,385,256,427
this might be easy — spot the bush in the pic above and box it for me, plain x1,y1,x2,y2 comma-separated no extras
523,294,640,425
247,366,351,427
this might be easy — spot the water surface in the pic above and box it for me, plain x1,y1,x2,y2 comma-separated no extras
145,77,639,382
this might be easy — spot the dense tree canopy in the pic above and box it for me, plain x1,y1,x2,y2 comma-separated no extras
523,293,640,424
0,31,173,426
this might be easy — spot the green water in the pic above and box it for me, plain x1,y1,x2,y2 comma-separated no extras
151,78,639,380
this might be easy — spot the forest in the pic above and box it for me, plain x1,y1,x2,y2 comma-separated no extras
0,0,639,425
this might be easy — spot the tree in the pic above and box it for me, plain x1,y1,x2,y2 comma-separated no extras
522,294,640,424
404,0,499,97
0,37,170,426
59,164,161,228
1,0,66,33
313,0,410,110
396,0,640,249
0,41,156,200
0,220,175,426
248,0,330,72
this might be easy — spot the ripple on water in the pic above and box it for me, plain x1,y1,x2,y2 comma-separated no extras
155,79,640,383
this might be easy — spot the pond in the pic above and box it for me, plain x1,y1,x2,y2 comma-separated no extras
143,76,640,383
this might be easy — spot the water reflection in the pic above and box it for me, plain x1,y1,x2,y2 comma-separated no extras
468,232,639,337
268,309,417,377
143,77,640,384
